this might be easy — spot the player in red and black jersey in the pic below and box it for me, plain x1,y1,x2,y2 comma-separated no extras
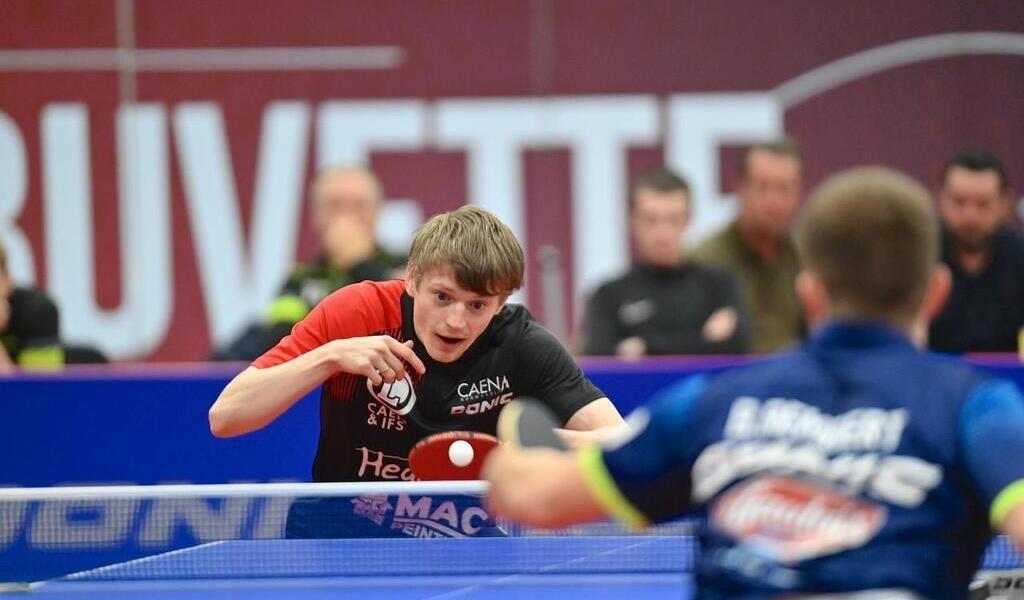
210,205,625,536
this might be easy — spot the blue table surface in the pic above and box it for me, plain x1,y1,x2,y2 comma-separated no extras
27,536,694,600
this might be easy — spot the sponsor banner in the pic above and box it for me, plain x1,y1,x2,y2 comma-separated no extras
2,2,1023,360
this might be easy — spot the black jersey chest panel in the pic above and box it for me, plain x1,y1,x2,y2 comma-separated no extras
312,295,533,482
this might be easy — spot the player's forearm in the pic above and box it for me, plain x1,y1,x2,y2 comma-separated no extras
209,345,338,437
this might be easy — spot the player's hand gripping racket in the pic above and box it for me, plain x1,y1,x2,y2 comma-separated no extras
408,431,499,480
497,398,568,451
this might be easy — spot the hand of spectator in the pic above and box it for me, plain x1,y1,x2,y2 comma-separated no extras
0,295,10,334
326,336,426,386
615,336,647,361
702,307,738,342
323,214,377,270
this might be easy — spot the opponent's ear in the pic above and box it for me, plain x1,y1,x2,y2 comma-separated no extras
795,269,828,327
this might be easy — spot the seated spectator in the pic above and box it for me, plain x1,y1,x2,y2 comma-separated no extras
929,150,1024,353
213,165,406,361
582,167,749,358
0,240,64,371
692,138,805,353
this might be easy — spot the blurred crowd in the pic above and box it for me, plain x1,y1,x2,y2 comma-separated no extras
1,142,1022,370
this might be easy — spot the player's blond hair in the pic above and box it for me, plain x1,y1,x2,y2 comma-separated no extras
408,205,525,296
795,167,938,320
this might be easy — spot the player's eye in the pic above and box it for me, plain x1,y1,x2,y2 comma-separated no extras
435,292,450,303
470,301,486,311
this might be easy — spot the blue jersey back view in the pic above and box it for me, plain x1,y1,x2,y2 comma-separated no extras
585,322,1024,599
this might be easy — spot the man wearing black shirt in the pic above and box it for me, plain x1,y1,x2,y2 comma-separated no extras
0,241,63,371
929,150,1024,354
583,168,750,357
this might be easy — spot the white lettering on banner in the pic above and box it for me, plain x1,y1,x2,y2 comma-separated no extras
29,498,139,549
0,111,34,284
0,495,27,549
175,101,310,349
6,482,297,550
547,97,659,306
316,100,425,167
250,496,292,540
435,100,555,304
18,94,782,356
137,497,250,547
42,104,173,358
666,94,783,245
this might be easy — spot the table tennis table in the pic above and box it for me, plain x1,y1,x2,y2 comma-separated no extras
23,536,695,599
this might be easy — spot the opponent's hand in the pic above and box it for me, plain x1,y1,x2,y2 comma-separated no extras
327,336,426,385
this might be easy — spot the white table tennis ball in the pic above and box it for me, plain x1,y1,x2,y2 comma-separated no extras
448,440,474,467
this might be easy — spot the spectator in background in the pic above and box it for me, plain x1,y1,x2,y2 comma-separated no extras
583,168,749,358
0,239,64,371
213,165,406,361
929,150,1024,353
692,139,805,353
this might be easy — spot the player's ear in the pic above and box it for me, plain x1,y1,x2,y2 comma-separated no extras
921,264,952,322
795,269,827,327
404,265,417,296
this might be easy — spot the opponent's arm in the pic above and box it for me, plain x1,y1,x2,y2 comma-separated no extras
487,376,706,529
210,336,423,437
960,379,1024,553
483,447,606,529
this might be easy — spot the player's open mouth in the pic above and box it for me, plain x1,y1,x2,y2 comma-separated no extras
436,334,463,347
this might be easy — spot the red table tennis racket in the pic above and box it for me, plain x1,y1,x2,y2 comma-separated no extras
408,431,499,480
497,398,568,450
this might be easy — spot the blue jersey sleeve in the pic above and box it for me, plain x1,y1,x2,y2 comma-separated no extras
959,378,1024,528
579,375,707,527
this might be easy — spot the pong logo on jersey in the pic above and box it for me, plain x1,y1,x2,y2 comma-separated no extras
451,374,514,416
711,475,887,562
366,374,417,415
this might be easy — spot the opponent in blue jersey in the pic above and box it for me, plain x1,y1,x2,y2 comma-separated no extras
484,167,1024,599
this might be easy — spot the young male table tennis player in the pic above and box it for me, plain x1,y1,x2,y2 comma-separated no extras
210,205,625,537
484,168,1024,598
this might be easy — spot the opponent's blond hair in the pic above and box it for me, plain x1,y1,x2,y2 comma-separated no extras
795,167,938,320
408,205,524,296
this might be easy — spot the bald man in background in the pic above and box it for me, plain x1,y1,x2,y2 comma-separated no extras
213,166,406,361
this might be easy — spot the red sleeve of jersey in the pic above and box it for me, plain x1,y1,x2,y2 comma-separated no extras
251,279,406,369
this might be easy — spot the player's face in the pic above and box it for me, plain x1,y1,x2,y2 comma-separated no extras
631,188,689,268
939,166,1006,252
737,150,803,238
406,268,506,363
